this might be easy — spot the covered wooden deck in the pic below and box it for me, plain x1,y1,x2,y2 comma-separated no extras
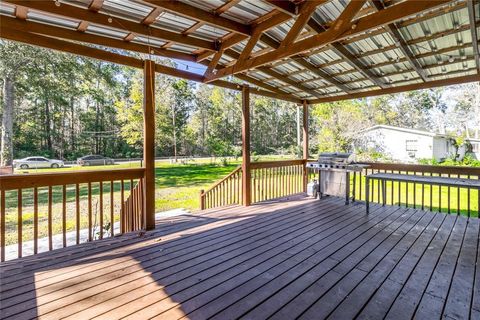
1,196,479,320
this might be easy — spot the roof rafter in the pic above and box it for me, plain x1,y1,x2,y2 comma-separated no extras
371,0,428,82
1,16,196,62
263,0,298,16
0,26,303,104
140,0,251,36
260,33,352,93
467,0,480,72
4,0,216,51
222,47,322,98
308,74,480,104
196,10,293,62
206,0,450,82
281,1,325,46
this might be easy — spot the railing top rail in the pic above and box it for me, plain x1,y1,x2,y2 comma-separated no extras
203,166,242,195
360,162,480,176
0,168,145,191
251,159,306,169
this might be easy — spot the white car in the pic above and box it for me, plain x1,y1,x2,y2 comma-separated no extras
13,157,64,169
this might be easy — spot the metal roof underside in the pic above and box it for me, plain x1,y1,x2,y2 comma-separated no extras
0,0,479,103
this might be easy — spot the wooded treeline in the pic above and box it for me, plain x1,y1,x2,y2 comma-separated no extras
1,41,479,165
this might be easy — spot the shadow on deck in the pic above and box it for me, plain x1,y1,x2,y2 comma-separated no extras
1,196,479,320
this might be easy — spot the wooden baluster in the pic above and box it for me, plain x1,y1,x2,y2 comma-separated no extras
439,183,442,213
1,190,5,262
48,186,52,251
262,168,266,201
467,175,471,217
76,184,80,244
397,171,401,207
110,181,114,236
447,173,451,214
88,182,92,241
421,172,425,210
413,171,416,209
359,171,363,201
457,174,460,215
33,187,38,254
62,185,67,248
430,172,433,211
478,175,480,218
405,172,408,208
130,179,134,230
287,166,291,196
121,180,125,233
229,174,233,205
99,182,103,239
18,189,22,258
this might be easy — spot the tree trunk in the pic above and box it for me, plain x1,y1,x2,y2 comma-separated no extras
1,76,15,166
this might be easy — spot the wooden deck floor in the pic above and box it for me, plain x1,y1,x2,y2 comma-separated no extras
1,196,479,320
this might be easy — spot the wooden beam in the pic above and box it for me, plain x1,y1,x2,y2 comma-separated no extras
331,44,388,88
88,0,104,12
371,0,428,82
260,33,351,93
208,0,450,81
1,27,302,104
204,48,225,79
196,10,293,62
142,6,164,24
259,67,322,98
77,21,89,32
14,5,28,19
143,59,156,230
281,1,324,46
214,0,241,15
302,99,308,192
241,85,251,206
467,0,480,72
141,0,251,35
0,16,196,62
4,0,216,51
263,0,298,16
0,27,144,69
237,30,263,64
308,74,480,104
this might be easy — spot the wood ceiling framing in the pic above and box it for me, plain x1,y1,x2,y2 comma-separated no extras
1,0,479,105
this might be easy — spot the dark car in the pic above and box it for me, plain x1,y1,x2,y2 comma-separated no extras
77,155,114,166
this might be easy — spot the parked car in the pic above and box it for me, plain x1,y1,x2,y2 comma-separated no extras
13,157,64,169
77,155,115,166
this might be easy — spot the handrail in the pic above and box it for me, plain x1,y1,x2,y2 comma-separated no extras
360,162,480,175
203,166,242,194
0,168,145,190
0,168,145,261
200,166,242,210
251,159,306,169
200,159,308,210
306,161,480,218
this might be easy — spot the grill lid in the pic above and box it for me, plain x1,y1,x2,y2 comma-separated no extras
318,152,354,164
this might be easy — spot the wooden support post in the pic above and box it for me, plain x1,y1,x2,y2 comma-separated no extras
302,100,309,192
242,85,251,206
143,59,156,230
199,189,205,210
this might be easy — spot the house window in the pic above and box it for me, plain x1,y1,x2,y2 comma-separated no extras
405,140,418,152
472,143,479,153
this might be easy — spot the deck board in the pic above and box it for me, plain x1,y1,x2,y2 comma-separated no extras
1,196,479,320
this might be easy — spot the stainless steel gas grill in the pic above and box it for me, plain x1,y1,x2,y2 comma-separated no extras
306,152,368,204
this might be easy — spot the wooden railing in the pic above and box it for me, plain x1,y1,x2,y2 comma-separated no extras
200,166,242,210
250,160,306,203
0,168,145,261
200,160,308,210
306,161,480,217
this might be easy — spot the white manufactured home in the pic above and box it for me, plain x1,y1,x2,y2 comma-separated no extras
357,125,480,162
